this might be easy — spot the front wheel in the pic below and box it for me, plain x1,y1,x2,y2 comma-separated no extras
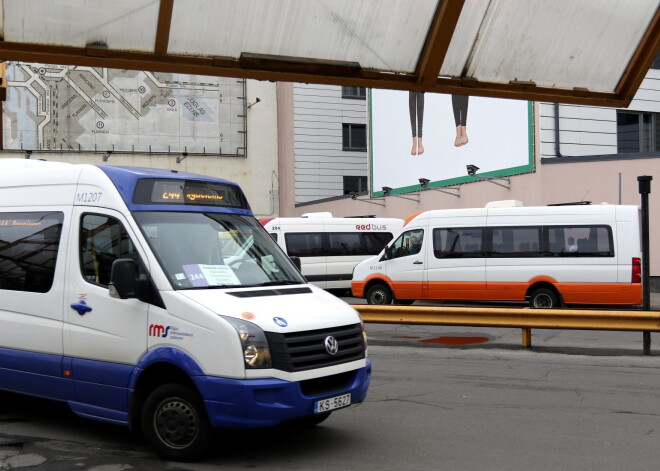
529,288,559,309
141,383,211,462
366,284,393,305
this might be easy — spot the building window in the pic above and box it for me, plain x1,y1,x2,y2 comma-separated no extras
343,176,368,194
342,123,367,151
617,111,659,153
342,86,366,99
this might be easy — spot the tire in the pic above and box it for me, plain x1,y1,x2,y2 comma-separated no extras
141,383,211,462
529,288,559,309
366,284,393,305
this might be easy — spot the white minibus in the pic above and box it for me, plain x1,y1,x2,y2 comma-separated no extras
352,203,642,308
260,214,403,291
0,159,370,461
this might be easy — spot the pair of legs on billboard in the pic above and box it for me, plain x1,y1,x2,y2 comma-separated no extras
409,92,469,155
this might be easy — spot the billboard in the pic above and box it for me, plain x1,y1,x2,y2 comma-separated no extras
370,89,533,196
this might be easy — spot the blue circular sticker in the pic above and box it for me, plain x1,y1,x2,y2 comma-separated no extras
273,317,288,327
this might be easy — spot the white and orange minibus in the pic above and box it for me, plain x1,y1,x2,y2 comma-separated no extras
351,203,642,308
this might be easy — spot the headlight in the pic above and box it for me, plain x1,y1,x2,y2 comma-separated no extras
222,316,272,369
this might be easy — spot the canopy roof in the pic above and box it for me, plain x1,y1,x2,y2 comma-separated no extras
0,0,658,106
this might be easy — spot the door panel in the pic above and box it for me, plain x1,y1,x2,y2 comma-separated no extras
65,208,149,366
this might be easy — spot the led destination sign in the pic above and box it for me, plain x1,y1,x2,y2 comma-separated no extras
133,179,250,209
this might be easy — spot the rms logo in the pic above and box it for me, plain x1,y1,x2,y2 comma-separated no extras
149,324,171,338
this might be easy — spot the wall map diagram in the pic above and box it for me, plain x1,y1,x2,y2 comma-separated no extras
3,63,246,155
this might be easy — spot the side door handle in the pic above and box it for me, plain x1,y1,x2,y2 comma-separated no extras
413,260,423,265
70,300,92,316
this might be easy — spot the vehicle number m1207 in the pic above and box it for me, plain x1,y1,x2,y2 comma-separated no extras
76,192,102,203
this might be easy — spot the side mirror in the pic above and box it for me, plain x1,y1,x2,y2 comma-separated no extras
109,258,139,299
289,255,302,271
383,246,393,260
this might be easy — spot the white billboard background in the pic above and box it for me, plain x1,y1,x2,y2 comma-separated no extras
371,89,531,193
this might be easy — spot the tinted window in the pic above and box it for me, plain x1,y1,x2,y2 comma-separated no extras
491,227,541,257
362,232,393,255
0,211,64,293
285,233,327,257
328,233,363,256
546,225,614,257
433,228,483,258
285,232,393,257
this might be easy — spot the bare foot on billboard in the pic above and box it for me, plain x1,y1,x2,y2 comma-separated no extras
411,138,418,155
417,138,424,155
454,127,461,147
460,126,469,146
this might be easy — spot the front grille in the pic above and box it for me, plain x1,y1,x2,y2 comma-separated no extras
300,371,356,397
265,323,365,372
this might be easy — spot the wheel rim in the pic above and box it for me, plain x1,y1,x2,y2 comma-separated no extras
154,397,199,449
533,293,553,308
370,289,386,304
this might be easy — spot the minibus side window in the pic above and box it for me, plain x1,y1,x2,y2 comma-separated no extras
490,227,541,257
362,232,394,255
328,233,362,256
545,225,614,257
0,211,64,293
433,228,483,258
284,233,326,257
80,214,140,287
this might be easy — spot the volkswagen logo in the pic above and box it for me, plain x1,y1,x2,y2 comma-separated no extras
324,336,339,356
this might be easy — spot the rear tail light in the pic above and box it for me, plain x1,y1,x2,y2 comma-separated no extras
632,257,641,283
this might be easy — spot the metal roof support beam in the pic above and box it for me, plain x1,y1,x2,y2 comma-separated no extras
615,6,660,102
416,0,465,86
154,0,174,56
0,42,641,107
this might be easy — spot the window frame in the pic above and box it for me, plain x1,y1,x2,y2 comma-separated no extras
341,86,367,100
342,123,367,152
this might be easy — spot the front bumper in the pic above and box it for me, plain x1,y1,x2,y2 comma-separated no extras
193,361,371,428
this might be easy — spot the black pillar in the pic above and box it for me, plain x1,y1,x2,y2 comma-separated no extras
638,176,652,355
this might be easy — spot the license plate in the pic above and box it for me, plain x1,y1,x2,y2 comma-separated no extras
314,393,351,413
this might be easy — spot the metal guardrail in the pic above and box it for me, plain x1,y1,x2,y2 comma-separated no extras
352,305,660,348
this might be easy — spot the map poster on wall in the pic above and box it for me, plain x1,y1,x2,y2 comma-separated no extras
3,62,246,155
370,89,533,196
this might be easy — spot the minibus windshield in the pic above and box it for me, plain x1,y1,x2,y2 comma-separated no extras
133,212,306,289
